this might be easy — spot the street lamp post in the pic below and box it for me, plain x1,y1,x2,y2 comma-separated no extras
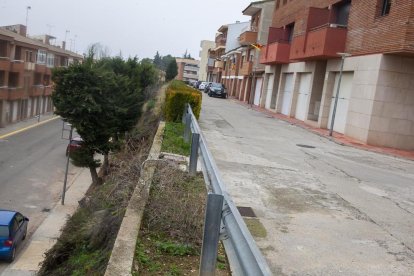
25,6,31,36
329,52,351,137
62,124,73,205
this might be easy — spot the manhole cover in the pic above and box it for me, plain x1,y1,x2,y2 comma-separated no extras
296,144,316,149
42,208,51,213
237,206,256,218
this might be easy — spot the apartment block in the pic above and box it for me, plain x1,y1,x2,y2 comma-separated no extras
175,58,200,83
0,24,82,128
199,40,215,81
256,0,414,150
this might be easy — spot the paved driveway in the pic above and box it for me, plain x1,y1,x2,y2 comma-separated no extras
199,95,414,275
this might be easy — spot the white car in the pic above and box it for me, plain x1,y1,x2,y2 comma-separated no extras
198,82,208,90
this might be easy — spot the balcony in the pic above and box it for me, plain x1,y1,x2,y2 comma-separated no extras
35,63,46,73
260,27,291,65
25,62,35,71
10,60,24,72
44,86,53,96
8,87,25,100
214,60,224,69
290,7,348,61
0,57,10,71
0,87,7,100
239,31,258,46
239,61,253,76
215,34,226,47
30,85,45,96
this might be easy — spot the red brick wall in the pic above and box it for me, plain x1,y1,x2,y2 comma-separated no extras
271,0,414,56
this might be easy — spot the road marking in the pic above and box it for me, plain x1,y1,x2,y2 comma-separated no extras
0,116,60,140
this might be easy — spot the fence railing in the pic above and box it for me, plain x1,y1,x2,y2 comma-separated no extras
182,104,272,276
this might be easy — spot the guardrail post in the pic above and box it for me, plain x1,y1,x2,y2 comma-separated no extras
189,133,200,175
199,193,224,276
184,113,191,143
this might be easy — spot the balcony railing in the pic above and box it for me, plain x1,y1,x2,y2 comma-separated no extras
238,31,258,45
239,61,253,76
260,27,291,65
10,60,24,72
0,86,7,100
290,24,347,60
30,85,45,96
25,62,35,71
215,34,227,47
214,60,224,69
44,85,53,96
0,57,10,71
8,87,24,100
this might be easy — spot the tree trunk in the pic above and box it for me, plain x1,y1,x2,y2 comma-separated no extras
103,154,109,176
89,166,102,185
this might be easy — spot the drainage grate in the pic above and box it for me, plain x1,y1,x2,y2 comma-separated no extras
296,144,316,149
237,206,257,218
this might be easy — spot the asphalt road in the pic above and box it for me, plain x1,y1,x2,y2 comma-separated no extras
0,118,79,272
199,94,414,275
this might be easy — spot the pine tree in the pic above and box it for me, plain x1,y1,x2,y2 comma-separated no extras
166,59,178,81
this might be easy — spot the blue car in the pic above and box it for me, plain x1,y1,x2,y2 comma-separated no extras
0,210,29,262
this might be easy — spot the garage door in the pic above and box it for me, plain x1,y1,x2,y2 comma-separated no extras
253,78,263,106
295,73,311,121
265,74,275,109
281,73,294,116
328,72,354,134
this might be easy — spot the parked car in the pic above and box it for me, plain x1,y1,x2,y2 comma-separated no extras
66,136,83,156
198,82,208,90
194,80,202,89
0,210,29,262
207,83,227,98
203,82,213,93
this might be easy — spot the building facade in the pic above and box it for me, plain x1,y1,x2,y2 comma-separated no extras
199,40,216,81
254,0,414,150
175,58,200,82
0,24,82,128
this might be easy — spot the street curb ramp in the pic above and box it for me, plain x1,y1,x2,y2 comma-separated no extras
104,121,165,276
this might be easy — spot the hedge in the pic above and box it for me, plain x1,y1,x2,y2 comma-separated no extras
164,80,202,122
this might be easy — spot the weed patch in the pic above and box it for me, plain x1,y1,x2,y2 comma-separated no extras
161,122,190,156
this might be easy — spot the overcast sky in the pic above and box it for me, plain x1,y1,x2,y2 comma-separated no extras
0,0,252,60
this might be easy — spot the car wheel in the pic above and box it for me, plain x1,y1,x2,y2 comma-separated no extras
7,247,16,263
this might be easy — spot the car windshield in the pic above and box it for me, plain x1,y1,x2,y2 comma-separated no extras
211,83,222,88
0,225,9,237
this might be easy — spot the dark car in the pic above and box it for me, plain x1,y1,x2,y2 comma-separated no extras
0,210,29,262
207,83,227,98
66,136,83,156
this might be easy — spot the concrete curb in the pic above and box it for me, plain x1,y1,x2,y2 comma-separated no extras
104,121,165,276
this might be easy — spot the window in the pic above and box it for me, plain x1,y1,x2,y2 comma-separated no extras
0,225,9,237
380,0,391,16
25,51,33,62
8,72,19,87
46,53,55,68
15,214,24,227
37,50,47,64
0,40,7,57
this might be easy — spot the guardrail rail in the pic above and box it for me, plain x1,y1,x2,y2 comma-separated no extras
182,104,272,276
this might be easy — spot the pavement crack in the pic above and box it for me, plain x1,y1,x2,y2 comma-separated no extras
384,197,414,216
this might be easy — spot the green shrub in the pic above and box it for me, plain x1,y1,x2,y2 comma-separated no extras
164,80,201,122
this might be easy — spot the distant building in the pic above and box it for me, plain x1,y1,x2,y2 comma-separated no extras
198,40,215,81
0,24,82,127
175,58,199,82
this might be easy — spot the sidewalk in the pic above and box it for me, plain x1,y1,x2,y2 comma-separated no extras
0,113,59,138
0,168,93,276
232,99,414,160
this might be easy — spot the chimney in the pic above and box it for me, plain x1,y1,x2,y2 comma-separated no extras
62,41,66,50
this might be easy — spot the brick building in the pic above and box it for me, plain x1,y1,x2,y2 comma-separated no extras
0,24,82,127
256,0,414,150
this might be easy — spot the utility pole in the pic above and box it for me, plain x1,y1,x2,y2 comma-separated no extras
64,30,70,43
329,52,351,136
62,124,73,205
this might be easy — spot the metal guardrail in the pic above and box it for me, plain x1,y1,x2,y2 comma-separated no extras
182,104,272,276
